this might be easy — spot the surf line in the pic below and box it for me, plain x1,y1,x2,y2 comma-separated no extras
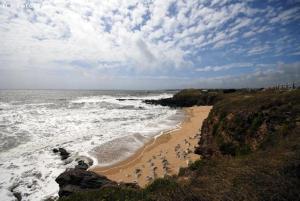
91,120,184,173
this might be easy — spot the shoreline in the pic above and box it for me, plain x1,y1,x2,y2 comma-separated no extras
89,119,183,170
90,106,212,187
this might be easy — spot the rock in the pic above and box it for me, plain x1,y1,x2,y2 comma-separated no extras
53,147,71,160
13,192,22,201
116,98,139,101
10,184,22,201
143,89,220,108
75,160,89,170
58,148,70,160
53,147,70,160
76,156,93,166
52,148,59,153
55,168,116,197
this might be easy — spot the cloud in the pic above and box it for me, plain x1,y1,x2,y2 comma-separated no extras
269,7,300,24
196,63,253,72
191,62,300,88
247,45,271,55
136,39,156,63
0,0,299,89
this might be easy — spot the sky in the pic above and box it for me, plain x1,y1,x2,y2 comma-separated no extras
0,0,300,89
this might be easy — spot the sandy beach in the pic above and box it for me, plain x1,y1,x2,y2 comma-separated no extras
91,106,212,187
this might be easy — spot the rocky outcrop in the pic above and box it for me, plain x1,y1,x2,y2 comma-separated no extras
55,168,117,197
194,117,220,158
55,166,142,198
144,89,221,108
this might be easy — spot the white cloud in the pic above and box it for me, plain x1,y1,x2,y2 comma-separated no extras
196,63,253,72
191,62,300,88
269,7,300,24
0,0,299,89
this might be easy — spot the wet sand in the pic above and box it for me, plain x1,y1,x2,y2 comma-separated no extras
91,106,212,187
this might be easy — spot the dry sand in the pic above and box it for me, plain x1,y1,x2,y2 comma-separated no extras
91,106,212,187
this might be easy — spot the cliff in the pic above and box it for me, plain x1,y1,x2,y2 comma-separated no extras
195,89,300,158
144,89,223,107
57,89,300,201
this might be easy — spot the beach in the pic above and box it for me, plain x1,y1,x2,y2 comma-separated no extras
91,106,212,187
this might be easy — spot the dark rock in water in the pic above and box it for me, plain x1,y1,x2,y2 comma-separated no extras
75,160,89,170
116,98,139,101
53,148,70,160
13,192,22,201
76,156,93,166
52,148,59,153
58,148,69,158
59,148,70,160
10,184,22,201
55,168,116,197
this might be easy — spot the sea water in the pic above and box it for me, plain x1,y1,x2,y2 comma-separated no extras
0,90,183,201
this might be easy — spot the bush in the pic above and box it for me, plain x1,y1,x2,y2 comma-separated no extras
188,160,206,171
250,113,264,133
145,178,179,193
220,142,237,156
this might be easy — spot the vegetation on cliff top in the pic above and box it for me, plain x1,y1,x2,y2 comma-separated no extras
195,89,300,157
59,89,300,201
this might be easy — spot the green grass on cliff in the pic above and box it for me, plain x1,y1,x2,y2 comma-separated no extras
59,89,300,201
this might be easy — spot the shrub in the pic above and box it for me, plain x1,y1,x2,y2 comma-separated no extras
188,160,206,171
220,142,237,156
145,178,179,193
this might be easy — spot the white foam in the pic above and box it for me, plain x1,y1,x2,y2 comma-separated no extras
0,93,181,201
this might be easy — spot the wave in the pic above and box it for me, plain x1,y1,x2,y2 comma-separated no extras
0,92,180,201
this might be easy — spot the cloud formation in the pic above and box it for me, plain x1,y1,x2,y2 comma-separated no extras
191,62,300,89
0,0,299,89
195,63,252,72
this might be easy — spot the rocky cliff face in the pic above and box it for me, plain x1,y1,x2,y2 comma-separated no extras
144,89,222,107
55,168,116,197
195,89,300,158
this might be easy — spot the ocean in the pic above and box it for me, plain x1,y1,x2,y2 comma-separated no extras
0,90,183,201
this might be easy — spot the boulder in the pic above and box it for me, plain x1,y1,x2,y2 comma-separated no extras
58,148,70,160
75,160,89,170
12,192,22,201
76,156,93,166
55,168,116,197
52,148,59,153
52,147,70,160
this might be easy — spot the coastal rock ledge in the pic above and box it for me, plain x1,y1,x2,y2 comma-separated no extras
55,168,117,197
